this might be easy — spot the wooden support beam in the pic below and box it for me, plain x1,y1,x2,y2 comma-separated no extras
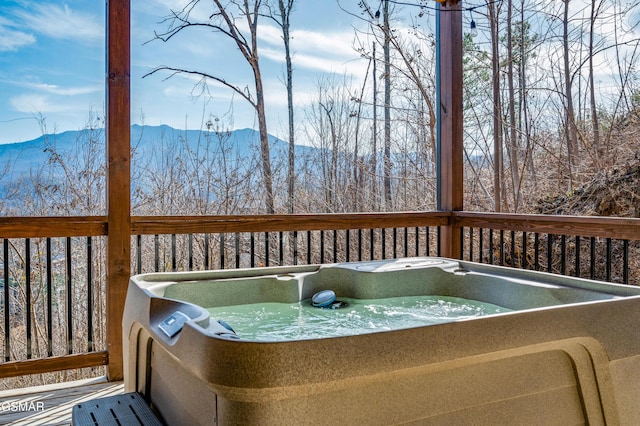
106,0,131,382
437,1,464,258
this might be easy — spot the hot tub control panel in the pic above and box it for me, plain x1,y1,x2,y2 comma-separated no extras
158,310,191,338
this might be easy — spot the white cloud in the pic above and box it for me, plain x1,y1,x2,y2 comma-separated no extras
14,3,102,43
259,24,367,78
26,82,101,96
10,94,58,113
0,16,35,51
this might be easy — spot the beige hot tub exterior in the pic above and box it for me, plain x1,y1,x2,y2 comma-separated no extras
123,257,640,425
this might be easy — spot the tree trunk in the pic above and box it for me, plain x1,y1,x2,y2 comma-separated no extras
278,0,296,214
489,0,503,212
563,0,578,189
383,0,393,211
506,0,522,210
589,0,602,167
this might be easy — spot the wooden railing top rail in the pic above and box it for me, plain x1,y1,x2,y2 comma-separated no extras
0,216,108,238
455,212,640,241
0,212,639,241
130,212,451,235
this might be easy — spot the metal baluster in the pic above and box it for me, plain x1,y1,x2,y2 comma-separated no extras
590,237,595,279
560,235,566,275
534,233,539,271
623,240,629,284
235,233,241,269
87,236,93,352
346,230,351,263
66,237,73,355
26,238,32,359
575,236,580,277
220,234,226,269
3,239,10,361
606,238,612,282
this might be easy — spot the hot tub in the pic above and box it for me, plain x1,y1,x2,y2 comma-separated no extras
123,257,640,425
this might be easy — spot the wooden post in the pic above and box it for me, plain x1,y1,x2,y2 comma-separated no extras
437,0,464,258
106,0,130,381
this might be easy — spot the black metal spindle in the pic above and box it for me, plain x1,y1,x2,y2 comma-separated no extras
220,233,226,269
623,239,629,284
469,227,474,262
437,226,441,257
459,227,464,260
606,238,612,282
370,229,375,260
66,237,73,355
293,231,298,265
25,238,32,359
403,228,408,257
333,230,338,262
306,231,312,264
358,229,363,261
575,236,580,277
392,228,398,259
46,238,53,357
320,230,325,264
4,239,10,362
235,233,241,269
171,234,177,272
425,227,430,256
381,228,386,259
590,237,596,279
510,231,515,268
500,230,505,265
478,228,484,263
188,234,194,271
154,235,159,272
521,231,527,269
531,233,538,270
87,236,93,352
248,233,254,267
279,231,284,266
560,235,566,275
488,229,494,264
346,230,351,263
136,234,142,274
547,234,553,273
205,233,211,269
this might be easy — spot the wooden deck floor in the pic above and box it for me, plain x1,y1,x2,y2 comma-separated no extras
0,377,123,425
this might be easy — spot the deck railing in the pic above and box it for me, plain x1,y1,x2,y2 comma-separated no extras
1,212,639,384
455,212,640,285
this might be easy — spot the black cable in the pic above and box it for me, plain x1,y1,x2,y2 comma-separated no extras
376,0,500,14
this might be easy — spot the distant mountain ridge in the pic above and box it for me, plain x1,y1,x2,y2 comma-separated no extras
0,125,301,181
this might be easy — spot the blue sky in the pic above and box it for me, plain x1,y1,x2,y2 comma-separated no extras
0,0,406,145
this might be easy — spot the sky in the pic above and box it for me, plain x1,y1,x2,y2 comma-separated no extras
0,0,434,145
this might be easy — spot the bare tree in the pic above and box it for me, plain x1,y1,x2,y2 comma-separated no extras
489,0,504,211
146,0,275,213
267,0,296,214
382,0,393,210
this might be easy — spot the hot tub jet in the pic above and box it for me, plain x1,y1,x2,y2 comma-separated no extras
311,290,348,309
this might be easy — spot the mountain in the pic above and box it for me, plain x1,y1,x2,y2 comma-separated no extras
0,125,303,182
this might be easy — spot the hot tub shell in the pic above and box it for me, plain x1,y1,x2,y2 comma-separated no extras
123,257,640,425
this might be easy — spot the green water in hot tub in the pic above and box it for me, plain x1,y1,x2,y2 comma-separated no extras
207,295,511,341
